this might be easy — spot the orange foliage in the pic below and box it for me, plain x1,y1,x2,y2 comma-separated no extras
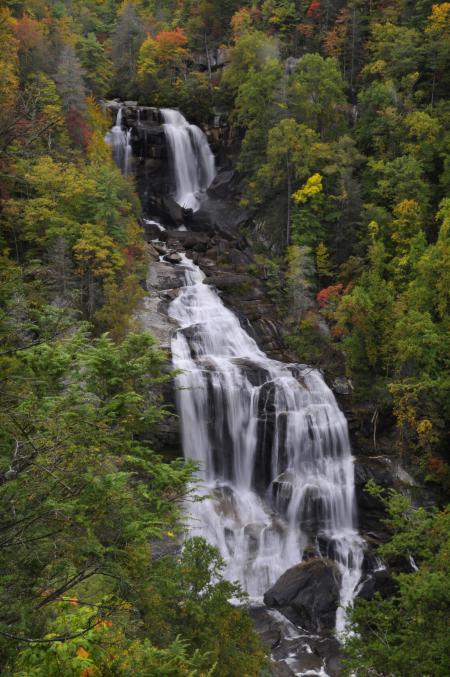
317,283,344,308
156,27,187,50
231,7,261,38
297,22,314,38
76,647,90,659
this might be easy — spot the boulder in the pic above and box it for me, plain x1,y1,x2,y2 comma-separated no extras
146,261,185,291
161,195,185,227
285,57,299,74
205,273,251,289
191,198,250,238
142,219,164,241
264,559,342,633
163,252,182,264
146,243,161,262
357,569,399,601
207,170,235,199
354,457,394,534
332,376,353,396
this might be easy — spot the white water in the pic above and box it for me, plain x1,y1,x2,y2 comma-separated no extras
169,256,363,635
105,107,132,176
161,109,216,211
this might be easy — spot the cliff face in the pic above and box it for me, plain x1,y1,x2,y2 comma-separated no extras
104,101,237,218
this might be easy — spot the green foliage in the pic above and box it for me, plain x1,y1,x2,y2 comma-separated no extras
1,1,450,674
78,32,112,98
343,490,450,677
288,53,347,140
0,6,268,675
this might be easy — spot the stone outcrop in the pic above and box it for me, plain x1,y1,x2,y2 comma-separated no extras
144,228,287,361
251,604,341,677
264,559,342,633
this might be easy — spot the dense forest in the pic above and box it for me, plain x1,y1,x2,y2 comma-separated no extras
0,0,449,675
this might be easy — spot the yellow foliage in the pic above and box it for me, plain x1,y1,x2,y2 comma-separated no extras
73,223,125,278
95,274,144,340
86,98,113,164
426,3,450,34
292,173,323,205
0,8,19,119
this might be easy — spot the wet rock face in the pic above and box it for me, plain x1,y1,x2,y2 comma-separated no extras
264,559,342,633
250,604,341,677
357,569,399,601
148,229,286,360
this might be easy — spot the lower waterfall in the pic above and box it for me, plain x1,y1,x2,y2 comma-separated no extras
169,256,364,635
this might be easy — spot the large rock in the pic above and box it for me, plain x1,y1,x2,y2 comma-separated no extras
146,260,185,292
264,559,342,633
207,170,236,199
161,196,186,227
354,457,394,536
357,569,399,601
191,197,251,238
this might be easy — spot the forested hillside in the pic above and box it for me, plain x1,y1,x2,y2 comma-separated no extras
0,1,449,675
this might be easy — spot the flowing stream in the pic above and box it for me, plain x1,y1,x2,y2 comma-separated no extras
169,256,364,635
161,108,216,211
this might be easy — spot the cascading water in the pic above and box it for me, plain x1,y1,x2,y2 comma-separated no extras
161,109,216,211
105,107,132,176
169,256,364,635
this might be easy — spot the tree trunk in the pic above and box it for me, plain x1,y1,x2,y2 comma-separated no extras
204,33,213,90
286,156,292,247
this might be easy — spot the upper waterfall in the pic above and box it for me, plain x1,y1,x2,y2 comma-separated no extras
161,108,216,211
169,255,364,635
105,107,132,176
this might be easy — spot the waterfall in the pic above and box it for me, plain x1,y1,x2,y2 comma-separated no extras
161,109,216,211
105,107,133,176
169,256,363,635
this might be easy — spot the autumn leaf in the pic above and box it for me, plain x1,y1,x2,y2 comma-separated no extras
76,647,90,659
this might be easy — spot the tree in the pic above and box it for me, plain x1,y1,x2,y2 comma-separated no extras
363,21,422,83
424,2,450,104
78,32,112,98
137,28,189,103
344,490,450,677
223,29,279,94
111,1,144,98
0,7,19,133
234,57,284,180
55,44,87,114
248,119,329,244
55,44,89,147
288,53,347,139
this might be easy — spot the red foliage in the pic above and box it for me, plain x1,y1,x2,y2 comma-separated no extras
122,244,145,270
14,16,45,51
66,109,91,150
427,455,447,481
306,0,322,19
316,284,344,308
